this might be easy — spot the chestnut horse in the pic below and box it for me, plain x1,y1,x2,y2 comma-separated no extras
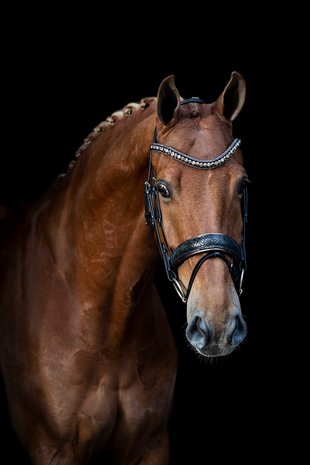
0,72,249,464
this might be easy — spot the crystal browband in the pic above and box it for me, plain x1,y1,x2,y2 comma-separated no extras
150,138,241,169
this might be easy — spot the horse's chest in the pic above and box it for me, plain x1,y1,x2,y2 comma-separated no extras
88,352,175,447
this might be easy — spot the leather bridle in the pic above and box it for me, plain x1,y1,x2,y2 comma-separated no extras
144,98,248,303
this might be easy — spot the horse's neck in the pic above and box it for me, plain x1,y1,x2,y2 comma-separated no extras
50,110,158,341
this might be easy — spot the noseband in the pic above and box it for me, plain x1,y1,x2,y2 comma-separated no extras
144,98,248,303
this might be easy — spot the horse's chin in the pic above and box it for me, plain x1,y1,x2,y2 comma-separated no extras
195,344,235,358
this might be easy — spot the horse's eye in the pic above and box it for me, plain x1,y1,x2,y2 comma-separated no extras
157,182,171,198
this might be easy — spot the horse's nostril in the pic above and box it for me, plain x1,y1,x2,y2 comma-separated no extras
196,317,209,340
186,315,211,349
228,314,247,346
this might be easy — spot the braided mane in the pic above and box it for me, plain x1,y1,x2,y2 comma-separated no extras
66,97,156,171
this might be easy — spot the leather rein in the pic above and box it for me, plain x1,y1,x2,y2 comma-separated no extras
144,98,248,303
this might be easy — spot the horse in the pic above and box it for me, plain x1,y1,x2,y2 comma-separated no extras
0,72,249,464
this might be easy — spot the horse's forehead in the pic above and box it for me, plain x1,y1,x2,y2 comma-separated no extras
155,116,235,173
165,112,231,147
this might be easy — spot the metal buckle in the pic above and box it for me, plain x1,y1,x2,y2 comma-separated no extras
239,268,245,296
172,277,187,304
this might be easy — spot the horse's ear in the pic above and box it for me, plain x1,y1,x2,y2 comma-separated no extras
157,75,180,125
216,71,246,121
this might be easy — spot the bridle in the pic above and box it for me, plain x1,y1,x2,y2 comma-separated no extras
144,97,248,304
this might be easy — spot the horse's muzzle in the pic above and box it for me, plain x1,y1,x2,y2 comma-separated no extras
186,312,247,357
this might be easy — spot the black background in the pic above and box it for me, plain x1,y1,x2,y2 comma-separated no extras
0,6,301,464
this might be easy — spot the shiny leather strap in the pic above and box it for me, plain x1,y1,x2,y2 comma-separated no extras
180,97,206,105
170,233,242,269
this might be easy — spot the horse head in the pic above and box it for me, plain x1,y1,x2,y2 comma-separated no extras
146,72,249,357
